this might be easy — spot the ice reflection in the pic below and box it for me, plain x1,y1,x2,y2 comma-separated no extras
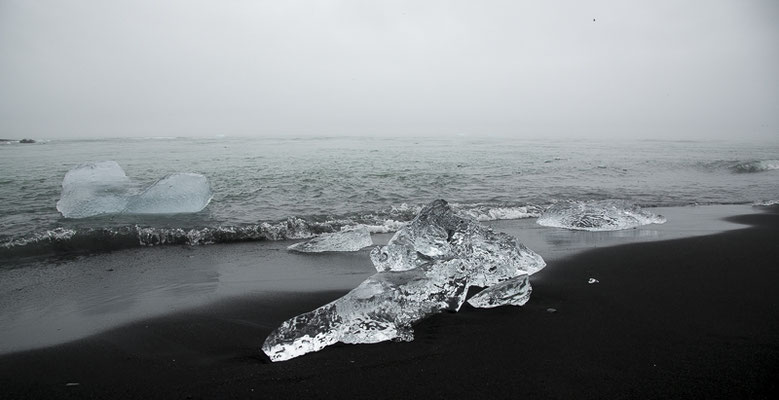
0,240,374,354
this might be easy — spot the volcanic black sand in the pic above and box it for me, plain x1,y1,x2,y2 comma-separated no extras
1,209,777,399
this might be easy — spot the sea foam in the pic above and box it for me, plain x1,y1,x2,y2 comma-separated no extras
730,160,779,173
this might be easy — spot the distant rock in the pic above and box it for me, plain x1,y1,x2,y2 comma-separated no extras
19,139,36,143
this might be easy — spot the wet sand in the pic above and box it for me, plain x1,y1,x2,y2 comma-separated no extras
1,207,777,399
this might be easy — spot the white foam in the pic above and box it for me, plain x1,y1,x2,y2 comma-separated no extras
753,199,779,207
731,160,779,173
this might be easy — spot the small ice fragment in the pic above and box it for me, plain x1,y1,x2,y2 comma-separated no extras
546,308,557,313
263,199,546,362
287,226,372,253
65,383,80,387
537,200,666,231
588,278,599,284
467,275,532,308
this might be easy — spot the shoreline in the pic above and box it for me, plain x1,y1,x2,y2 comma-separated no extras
1,206,777,398
0,204,754,355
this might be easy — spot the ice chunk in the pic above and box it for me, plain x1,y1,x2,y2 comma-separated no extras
588,278,599,284
262,260,470,361
536,200,666,231
57,162,212,218
287,226,373,252
371,199,546,276
262,199,546,362
56,161,131,218
123,173,213,214
466,274,532,308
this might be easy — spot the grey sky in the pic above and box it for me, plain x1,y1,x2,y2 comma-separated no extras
1,0,777,140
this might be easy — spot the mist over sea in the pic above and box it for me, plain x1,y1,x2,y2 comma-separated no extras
1,136,778,259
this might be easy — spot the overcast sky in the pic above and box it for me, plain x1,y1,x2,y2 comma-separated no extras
0,0,777,140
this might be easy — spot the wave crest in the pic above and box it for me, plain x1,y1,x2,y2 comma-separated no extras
753,199,779,207
730,160,779,173
2,202,546,261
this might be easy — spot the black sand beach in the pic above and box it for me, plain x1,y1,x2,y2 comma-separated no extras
1,208,778,399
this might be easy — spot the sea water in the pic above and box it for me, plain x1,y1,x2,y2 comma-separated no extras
1,136,778,261
1,135,778,353
2,136,778,259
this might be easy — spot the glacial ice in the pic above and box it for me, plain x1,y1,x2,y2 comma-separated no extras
370,200,546,275
262,199,546,362
536,200,666,231
466,275,531,308
287,226,373,252
56,161,132,218
123,173,213,214
56,161,213,218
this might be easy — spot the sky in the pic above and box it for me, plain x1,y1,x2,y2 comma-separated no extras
0,0,777,140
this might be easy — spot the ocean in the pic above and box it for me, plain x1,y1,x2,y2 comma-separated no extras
1,136,778,262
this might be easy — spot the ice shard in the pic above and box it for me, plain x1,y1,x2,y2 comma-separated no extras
262,261,469,361
536,200,666,231
56,162,213,218
262,199,546,362
466,275,532,308
287,226,373,253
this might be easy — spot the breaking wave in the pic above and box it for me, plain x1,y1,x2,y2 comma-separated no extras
0,219,367,260
753,199,779,207
730,160,779,173
1,202,542,261
703,159,779,174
